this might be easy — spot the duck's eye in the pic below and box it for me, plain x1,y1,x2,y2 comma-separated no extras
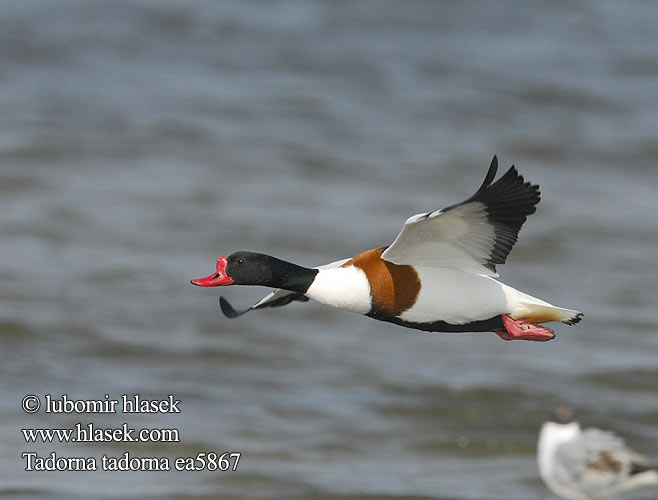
237,258,245,265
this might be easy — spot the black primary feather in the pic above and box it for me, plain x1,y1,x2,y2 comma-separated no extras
445,155,541,272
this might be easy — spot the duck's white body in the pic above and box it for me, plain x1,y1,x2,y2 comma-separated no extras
195,156,583,341
398,267,548,325
307,264,574,327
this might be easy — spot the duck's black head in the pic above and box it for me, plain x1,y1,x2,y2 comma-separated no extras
191,251,317,293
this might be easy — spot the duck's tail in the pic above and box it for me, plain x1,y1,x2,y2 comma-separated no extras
512,298,583,325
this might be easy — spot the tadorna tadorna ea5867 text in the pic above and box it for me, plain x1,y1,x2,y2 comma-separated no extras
192,156,583,341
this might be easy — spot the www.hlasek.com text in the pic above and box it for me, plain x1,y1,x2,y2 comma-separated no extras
22,423,179,443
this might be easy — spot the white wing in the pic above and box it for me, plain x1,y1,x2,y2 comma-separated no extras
381,156,540,276
314,258,352,271
219,258,350,318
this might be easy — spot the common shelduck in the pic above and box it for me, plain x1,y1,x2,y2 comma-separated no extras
192,156,582,341
538,405,658,500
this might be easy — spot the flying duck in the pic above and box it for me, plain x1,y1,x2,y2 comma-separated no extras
192,156,582,341
538,405,658,500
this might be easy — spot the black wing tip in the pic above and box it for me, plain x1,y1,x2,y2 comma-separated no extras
477,155,499,193
477,155,541,201
219,296,242,318
499,162,540,191
486,159,541,208
471,156,543,268
490,154,498,173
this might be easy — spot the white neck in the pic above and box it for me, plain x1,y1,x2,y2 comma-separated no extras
304,266,371,314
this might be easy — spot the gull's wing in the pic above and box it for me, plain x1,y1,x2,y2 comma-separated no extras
554,428,635,493
550,427,658,498
580,428,636,481
380,156,540,276
219,258,351,318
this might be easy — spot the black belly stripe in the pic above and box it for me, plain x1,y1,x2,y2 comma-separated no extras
367,311,504,333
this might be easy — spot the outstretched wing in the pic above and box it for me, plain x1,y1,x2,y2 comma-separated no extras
219,290,309,318
380,156,540,276
219,258,351,318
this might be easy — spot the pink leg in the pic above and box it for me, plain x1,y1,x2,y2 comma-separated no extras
494,314,555,342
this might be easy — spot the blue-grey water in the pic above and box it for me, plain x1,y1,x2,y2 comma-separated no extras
1,1,657,499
